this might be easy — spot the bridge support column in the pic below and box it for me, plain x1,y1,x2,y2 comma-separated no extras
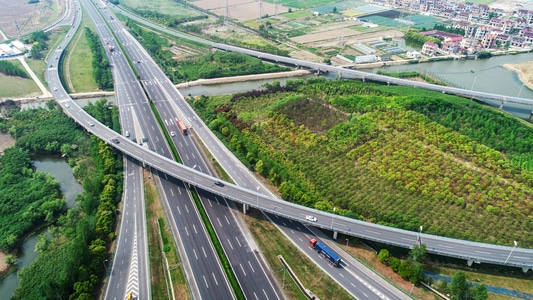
522,266,531,273
332,231,338,239
316,70,321,75
242,203,248,214
467,259,473,267
337,72,342,79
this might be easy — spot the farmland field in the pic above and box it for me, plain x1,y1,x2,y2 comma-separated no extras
0,0,65,39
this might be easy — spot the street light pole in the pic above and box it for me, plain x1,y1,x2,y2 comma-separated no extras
191,164,197,187
518,83,525,97
256,186,260,207
470,77,477,100
417,226,423,245
103,259,108,275
331,207,336,229
345,238,349,249
504,240,518,264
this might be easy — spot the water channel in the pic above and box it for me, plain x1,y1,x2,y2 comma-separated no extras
0,157,82,298
179,53,533,120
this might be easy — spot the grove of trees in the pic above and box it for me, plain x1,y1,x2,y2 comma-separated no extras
126,20,290,83
190,78,533,247
85,28,113,90
0,61,29,78
3,99,123,299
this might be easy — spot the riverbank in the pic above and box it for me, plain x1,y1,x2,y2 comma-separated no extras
502,60,533,91
175,69,312,89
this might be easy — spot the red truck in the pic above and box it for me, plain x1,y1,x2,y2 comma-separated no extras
108,45,114,52
177,119,187,135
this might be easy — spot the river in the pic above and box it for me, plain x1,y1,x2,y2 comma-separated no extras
178,54,533,120
363,52,533,100
0,157,82,298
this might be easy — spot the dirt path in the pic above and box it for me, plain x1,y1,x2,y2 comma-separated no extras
18,57,52,98
175,70,312,89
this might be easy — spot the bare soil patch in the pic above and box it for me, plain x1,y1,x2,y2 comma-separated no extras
502,61,533,91
0,132,15,155
195,0,288,22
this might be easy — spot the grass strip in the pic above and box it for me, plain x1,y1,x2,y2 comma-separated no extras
242,209,355,300
145,169,191,299
189,190,245,300
148,101,181,163
92,2,140,79
146,103,243,298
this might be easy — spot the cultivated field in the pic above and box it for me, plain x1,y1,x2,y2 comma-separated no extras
0,0,65,40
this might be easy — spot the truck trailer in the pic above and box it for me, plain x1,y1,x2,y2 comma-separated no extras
177,119,187,135
309,238,341,267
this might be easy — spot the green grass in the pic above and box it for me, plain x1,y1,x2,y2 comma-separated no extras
24,58,47,87
280,10,313,20
0,74,39,98
120,0,197,17
243,209,354,299
67,11,98,92
465,0,495,4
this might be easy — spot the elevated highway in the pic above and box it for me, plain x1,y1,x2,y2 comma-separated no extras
48,5,532,293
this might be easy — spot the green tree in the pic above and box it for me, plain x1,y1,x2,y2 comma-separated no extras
408,243,427,263
377,249,391,264
451,272,470,300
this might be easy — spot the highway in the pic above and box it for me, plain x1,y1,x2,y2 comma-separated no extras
97,2,284,298
113,6,533,109
108,4,533,270
81,0,238,299
46,2,533,298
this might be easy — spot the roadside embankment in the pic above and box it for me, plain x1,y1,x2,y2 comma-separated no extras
175,70,312,89
502,61,533,92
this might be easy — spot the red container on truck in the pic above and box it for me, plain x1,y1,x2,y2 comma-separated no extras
177,119,187,135
309,238,341,267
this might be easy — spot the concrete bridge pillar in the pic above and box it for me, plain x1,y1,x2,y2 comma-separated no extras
242,203,248,214
522,266,531,273
316,69,321,75
333,231,338,239
467,259,473,266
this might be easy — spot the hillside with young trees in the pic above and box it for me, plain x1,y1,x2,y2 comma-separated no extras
190,78,533,247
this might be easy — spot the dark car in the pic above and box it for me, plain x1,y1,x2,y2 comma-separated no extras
214,181,224,187
111,138,120,144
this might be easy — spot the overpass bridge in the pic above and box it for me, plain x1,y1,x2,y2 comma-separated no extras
52,5,533,273
212,43,533,108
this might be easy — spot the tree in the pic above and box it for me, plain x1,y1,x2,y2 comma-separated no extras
408,243,427,263
471,284,488,300
451,272,470,300
378,249,391,264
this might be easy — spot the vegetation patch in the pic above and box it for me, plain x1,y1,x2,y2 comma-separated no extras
144,169,190,300
242,209,353,299
67,11,99,92
84,28,113,91
0,61,29,78
190,78,533,248
8,99,123,299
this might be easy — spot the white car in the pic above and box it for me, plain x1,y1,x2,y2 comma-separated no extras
53,87,57,91
65,103,70,108
305,215,317,222
88,122,94,127
170,131,176,137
